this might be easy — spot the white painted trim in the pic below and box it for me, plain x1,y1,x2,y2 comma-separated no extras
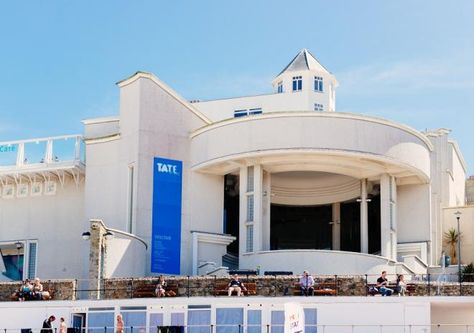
190,111,434,151
84,134,121,145
117,71,212,125
242,249,398,264
191,148,431,184
190,231,236,245
448,139,468,173
81,116,120,125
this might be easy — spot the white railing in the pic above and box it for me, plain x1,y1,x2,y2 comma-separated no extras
0,134,84,167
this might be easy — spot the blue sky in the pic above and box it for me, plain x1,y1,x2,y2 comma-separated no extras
0,1,473,172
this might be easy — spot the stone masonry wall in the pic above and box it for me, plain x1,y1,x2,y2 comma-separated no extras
0,280,77,302
102,276,474,299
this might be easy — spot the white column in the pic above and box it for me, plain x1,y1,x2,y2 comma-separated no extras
238,166,248,257
332,203,341,250
262,171,271,251
380,174,397,260
192,232,198,275
391,176,398,261
360,179,369,254
253,164,263,252
44,139,53,163
16,143,25,166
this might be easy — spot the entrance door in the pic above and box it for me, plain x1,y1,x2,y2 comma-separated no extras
72,313,85,333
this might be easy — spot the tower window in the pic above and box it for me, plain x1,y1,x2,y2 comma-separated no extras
292,76,302,92
234,108,263,118
277,81,283,93
234,110,248,118
249,108,262,115
314,103,323,111
314,76,323,92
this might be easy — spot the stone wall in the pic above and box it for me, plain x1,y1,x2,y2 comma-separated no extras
101,276,474,299
0,280,77,302
2,277,473,302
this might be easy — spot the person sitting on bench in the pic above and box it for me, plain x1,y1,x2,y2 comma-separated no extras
376,271,393,296
299,270,315,296
155,275,167,297
228,274,247,296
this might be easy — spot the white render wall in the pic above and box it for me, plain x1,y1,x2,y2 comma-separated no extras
397,184,431,244
0,179,84,279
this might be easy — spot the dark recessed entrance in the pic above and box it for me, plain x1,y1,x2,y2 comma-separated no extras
270,204,332,250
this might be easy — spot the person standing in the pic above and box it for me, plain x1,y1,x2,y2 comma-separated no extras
41,316,56,333
116,314,125,333
299,271,315,296
59,317,67,333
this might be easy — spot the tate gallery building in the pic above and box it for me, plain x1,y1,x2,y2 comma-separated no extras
0,50,468,281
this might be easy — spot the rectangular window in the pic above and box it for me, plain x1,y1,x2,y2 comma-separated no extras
271,311,284,333
248,310,262,333
247,166,254,192
247,195,254,221
121,311,146,333
304,308,318,333
128,165,134,233
246,225,254,252
314,103,323,111
171,313,185,326
27,241,37,279
249,108,262,115
149,313,164,333
234,110,248,118
188,309,211,333
277,82,283,93
216,308,244,333
87,312,114,333
314,76,323,92
0,242,24,280
292,76,302,91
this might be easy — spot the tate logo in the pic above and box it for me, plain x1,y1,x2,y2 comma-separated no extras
157,162,179,175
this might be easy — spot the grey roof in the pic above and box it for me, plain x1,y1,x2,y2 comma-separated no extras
277,49,331,76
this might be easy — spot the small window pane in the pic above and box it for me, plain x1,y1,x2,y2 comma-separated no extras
188,310,211,333
87,312,114,333
247,195,254,222
304,308,317,333
121,311,146,333
216,308,243,333
248,310,261,333
246,225,254,252
171,313,185,326
149,313,164,333
270,311,284,333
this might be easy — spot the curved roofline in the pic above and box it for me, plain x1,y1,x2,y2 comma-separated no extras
190,111,434,152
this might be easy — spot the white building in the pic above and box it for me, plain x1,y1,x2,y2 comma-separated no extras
0,49,469,281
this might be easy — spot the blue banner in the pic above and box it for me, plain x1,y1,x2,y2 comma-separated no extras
151,157,183,274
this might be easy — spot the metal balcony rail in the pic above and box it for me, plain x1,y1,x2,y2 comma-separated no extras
0,134,84,167
2,324,474,333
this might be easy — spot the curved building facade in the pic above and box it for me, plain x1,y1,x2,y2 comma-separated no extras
0,49,468,280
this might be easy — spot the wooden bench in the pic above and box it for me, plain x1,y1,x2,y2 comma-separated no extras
9,288,55,301
213,281,257,296
291,281,337,296
133,282,178,298
367,283,416,296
